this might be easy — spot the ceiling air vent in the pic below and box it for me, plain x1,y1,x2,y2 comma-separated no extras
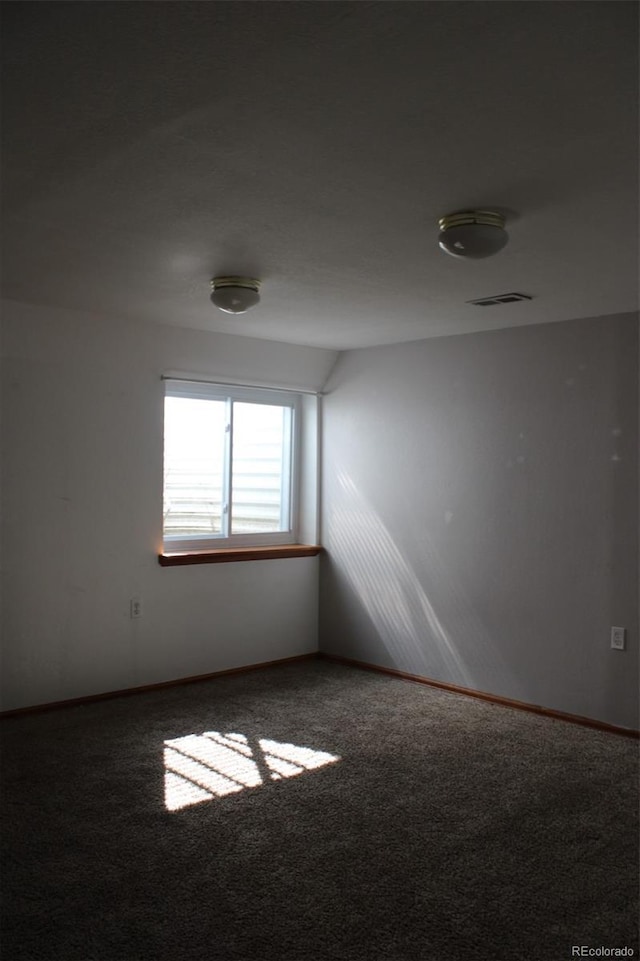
467,292,533,307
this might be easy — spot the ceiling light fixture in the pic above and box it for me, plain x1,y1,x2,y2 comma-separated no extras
210,276,261,314
438,210,508,259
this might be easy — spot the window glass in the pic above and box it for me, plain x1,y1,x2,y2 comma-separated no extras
163,397,226,538
162,383,299,551
231,403,287,534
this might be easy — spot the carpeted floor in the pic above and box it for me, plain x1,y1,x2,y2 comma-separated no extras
1,659,638,961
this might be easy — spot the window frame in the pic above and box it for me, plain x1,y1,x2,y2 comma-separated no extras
162,380,302,554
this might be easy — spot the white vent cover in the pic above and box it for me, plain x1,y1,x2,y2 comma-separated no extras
467,292,533,307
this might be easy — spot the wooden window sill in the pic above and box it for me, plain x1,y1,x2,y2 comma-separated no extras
158,545,322,567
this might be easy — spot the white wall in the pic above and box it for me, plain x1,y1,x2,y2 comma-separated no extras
0,299,337,710
4,300,638,728
320,313,639,730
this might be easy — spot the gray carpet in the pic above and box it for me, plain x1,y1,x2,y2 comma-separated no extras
1,659,638,961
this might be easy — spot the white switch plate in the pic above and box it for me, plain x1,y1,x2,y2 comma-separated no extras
610,626,626,651
130,597,143,619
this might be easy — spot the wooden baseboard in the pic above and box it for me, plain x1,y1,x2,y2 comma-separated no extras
318,652,640,739
4,650,638,738
0,652,317,719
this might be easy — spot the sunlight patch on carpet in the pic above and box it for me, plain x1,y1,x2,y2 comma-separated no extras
164,732,340,811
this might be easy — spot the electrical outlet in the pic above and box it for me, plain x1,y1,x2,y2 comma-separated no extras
130,597,143,619
610,626,626,651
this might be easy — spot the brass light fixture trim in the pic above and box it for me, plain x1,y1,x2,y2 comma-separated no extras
438,210,506,232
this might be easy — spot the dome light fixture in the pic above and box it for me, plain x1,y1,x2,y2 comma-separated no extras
210,276,261,314
438,210,508,259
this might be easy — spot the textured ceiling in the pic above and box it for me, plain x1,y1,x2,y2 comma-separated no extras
1,1,638,350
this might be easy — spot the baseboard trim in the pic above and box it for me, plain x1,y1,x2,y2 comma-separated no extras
0,653,317,719
5,651,638,737
318,653,640,739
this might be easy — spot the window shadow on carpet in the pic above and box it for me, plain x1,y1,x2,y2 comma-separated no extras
164,731,341,810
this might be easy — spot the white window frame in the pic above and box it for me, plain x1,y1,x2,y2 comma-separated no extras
163,380,301,553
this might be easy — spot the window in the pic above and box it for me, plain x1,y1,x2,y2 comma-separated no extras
163,381,301,553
